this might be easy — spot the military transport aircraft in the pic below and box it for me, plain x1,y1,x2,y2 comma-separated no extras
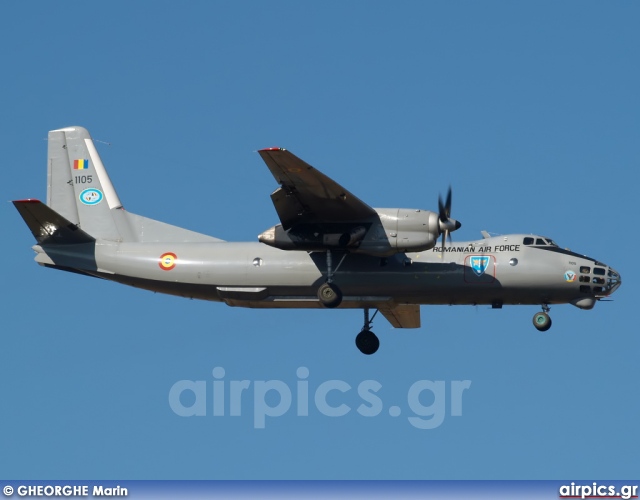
14,127,621,354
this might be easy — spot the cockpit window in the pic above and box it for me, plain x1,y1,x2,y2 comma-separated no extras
526,236,559,247
593,267,606,276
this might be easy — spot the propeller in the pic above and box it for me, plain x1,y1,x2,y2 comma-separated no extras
437,186,461,251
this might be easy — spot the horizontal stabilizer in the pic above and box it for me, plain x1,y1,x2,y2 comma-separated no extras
13,199,95,245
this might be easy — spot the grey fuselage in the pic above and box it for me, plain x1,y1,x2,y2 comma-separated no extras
40,232,618,312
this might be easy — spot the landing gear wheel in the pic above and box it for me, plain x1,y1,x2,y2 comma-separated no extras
317,282,342,308
355,308,380,354
356,329,380,355
532,312,552,332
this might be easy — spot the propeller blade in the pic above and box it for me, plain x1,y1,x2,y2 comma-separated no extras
439,186,452,222
438,195,446,222
444,186,452,218
438,186,459,256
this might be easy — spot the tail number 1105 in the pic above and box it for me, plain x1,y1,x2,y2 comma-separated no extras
75,175,93,184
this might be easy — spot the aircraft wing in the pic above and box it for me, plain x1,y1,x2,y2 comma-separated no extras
380,304,421,328
258,148,378,230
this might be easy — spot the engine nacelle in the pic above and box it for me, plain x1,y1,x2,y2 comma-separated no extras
374,208,440,252
258,224,368,251
258,209,443,256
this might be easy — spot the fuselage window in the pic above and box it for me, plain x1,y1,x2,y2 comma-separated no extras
593,267,606,275
579,275,590,283
580,266,590,274
523,237,534,245
592,277,605,284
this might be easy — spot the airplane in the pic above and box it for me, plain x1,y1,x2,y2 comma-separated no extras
13,126,621,355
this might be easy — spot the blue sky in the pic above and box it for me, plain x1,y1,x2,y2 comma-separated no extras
2,1,638,479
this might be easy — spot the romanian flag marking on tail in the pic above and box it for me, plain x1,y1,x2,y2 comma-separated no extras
74,159,89,170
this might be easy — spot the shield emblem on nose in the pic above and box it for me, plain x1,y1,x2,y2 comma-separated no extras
470,256,490,277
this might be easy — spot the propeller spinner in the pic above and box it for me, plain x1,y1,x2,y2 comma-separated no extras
437,187,461,250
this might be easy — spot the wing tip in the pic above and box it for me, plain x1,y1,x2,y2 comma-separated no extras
258,147,286,152
12,198,42,204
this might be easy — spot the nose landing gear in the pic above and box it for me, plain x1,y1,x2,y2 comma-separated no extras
532,304,552,332
355,308,380,355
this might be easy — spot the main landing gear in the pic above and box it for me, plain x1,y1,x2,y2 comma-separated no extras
532,304,552,332
317,282,342,308
317,250,346,309
356,308,380,355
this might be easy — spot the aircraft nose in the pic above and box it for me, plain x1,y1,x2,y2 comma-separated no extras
605,266,622,296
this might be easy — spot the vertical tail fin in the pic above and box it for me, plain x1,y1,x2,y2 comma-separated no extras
48,126,125,241
41,126,222,244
